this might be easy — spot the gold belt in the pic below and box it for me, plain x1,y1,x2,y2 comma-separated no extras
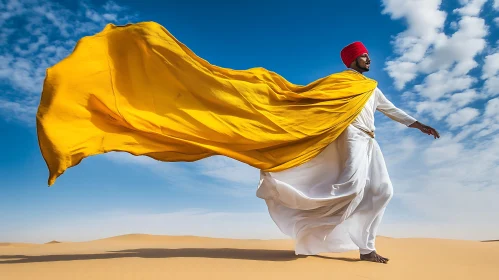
352,124,375,138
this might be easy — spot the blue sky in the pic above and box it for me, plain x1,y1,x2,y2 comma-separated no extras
1,0,499,243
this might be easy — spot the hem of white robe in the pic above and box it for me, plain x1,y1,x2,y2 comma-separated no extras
261,195,376,256
256,126,384,257
294,249,374,256
293,242,375,255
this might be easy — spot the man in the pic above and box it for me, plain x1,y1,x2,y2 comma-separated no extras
256,41,439,263
36,23,438,263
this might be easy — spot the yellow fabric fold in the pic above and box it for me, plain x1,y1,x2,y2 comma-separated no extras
36,21,377,186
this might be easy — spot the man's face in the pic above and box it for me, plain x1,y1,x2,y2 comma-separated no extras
354,53,371,72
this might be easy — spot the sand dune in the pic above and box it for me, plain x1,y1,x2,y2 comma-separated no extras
1,234,498,280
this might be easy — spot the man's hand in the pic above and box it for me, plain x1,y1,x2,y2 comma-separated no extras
409,121,440,139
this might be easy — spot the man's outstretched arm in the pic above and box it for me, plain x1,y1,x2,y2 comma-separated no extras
376,89,440,139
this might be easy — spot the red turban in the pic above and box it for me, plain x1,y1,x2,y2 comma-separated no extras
340,42,368,68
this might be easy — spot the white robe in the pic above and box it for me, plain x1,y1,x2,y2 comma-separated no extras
256,86,417,255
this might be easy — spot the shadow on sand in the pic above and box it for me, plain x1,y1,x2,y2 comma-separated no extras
0,248,360,264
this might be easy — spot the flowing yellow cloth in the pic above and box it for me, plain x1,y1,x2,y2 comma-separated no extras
36,21,377,186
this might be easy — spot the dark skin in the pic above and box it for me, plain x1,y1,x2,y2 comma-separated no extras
349,53,440,264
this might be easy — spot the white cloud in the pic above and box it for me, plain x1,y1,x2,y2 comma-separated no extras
385,61,418,90
414,70,476,100
485,98,499,120
418,16,487,76
484,76,499,96
380,136,418,165
482,53,499,95
381,0,446,41
382,0,496,130
378,0,499,241
482,53,499,79
382,0,447,88
0,0,137,124
13,34,48,56
449,89,481,107
415,100,455,120
103,1,126,12
103,13,117,21
32,4,71,38
382,1,488,91
445,107,480,128
422,135,463,165
453,0,487,16
85,8,104,22
0,98,37,124
375,121,499,240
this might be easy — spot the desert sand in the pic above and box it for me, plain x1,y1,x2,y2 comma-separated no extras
1,234,498,279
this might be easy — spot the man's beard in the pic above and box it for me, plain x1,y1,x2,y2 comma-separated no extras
355,59,370,72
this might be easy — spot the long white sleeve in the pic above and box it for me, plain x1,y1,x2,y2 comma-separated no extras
376,88,417,127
